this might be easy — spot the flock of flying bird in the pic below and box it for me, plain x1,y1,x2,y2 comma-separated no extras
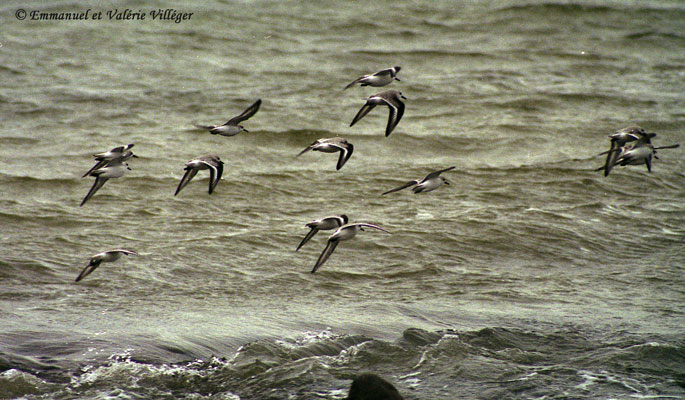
74,65,679,282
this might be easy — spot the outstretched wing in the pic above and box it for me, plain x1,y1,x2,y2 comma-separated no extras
75,259,101,282
645,153,652,172
112,249,138,256
382,180,419,195
82,159,109,178
202,160,223,194
423,166,456,181
653,144,680,151
343,77,363,90
350,102,376,127
174,168,199,196
92,146,124,159
296,144,314,157
334,143,354,170
602,140,622,177
381,98,404,137
80,176,109,206
311,239,339,273
225,99,262,125
372,68,393,77
296,228,319,252
356,223,392,234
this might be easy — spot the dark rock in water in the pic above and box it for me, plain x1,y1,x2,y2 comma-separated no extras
347,373,404,400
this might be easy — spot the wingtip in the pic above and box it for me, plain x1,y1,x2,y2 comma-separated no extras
343,81,357,90
296,147,311,157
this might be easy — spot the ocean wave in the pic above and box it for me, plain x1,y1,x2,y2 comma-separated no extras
624,30,685,41
495,2,674,15
349,49,497,59
1,327,681,399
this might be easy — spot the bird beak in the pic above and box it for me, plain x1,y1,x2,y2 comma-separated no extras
243,128,249,132
395,77,401,81
444,180,451,185
401,94,407,100
132,154,139,158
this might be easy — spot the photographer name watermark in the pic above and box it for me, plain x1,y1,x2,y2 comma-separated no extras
15,8,194,23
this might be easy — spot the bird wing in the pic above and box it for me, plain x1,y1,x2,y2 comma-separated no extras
80,176,109,206
103,154,131,168
311,239,339,273
82,159,109,178
423,166,456,181
174,168,199,196
343,76,364,90
653,144,680,150
350,102,376,127
381,97,404,137
296,228,319,252
213,161,224,192
75,259,101,282
93,146,124,159
112,249,138,256
382,180,419,195
200,160,223,194
296,142,317,157
373,68,393,77
334,143,353,170
225,99,262,125
602,140,622,177
356,223,392,234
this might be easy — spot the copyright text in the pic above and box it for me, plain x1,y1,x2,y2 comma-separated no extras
15,9,194,23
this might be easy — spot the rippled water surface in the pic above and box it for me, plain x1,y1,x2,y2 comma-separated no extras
1,0,684,399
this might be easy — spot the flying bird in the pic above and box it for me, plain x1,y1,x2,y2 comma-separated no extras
350,90,406,137
295,214,348,252
80,161,131,206
174,155,224,196
597,127,679,176
344,66,401,90
194,99,261,136
311,223,391,273
75,249,138,282
600,126,653,177
82,144,136,178
296,137,354,170
382,166,455,195
600,139,679,174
